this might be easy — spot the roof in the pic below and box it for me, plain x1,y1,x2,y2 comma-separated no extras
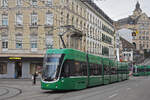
82,0,113,25
117,15,141,25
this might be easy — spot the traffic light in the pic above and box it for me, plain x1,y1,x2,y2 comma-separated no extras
132,32,136,36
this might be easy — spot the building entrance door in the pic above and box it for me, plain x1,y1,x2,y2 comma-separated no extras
15,62,22,78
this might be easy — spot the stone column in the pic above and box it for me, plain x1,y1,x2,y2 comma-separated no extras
7,62,15,78
22,62,30,78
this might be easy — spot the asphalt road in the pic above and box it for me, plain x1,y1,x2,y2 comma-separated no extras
0,76,150,100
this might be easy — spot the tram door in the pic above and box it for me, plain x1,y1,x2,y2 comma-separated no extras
15,62,22,78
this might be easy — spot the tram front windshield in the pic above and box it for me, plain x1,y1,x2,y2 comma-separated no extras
42,54,62,81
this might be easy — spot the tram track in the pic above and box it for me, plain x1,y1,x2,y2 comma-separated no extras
0,88,9,96
54,79,135,100
56,77,149,100
0,86,22,100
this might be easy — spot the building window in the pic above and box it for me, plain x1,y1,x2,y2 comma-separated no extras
146,36,149,40
72,16,74,25
47,0,52,6
16,14,23,25
0,62,7,74
30,34,37,51
17,0,22,6
66,14,69,25
31,0,37,6
1,35,8,51
80,21,82,30
2,0,8,7
45,34,53,49
76,4,78,13
72,1,74,11
2,40,8,49
142,36,145,40
76,18,78,28
46,13,53,25
61,0,64,3
16,34,22,49
102,46,109,56
2,14,8,26
31,13,38,26
66,0,69,4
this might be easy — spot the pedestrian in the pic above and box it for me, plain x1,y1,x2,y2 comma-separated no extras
33,72,38,85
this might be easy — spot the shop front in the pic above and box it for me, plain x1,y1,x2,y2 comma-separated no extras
0,57,43,78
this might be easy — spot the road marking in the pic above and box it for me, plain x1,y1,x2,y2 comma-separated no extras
127,88,131,90
136,84,138,87
114,90,119,92
108,93,118,99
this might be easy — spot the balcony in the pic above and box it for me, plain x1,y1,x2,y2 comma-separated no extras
44,24,53,28
29,23,38,28
0,25,8,29
15,24,23,28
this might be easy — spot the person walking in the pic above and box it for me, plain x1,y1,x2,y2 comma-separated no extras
33,72,38,85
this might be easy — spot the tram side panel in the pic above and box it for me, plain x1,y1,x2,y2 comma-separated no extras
88,55,103,87
103,58,111,85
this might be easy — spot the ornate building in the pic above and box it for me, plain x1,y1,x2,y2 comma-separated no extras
0,0,115,78
116,2,150,62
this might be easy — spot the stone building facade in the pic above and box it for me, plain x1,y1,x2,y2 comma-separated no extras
116,2,150,53
0,0,115,78
116,2,150,63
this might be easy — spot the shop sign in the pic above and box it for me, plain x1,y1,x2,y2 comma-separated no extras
9,57,21,60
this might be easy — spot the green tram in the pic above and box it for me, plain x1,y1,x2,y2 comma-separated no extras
133,65,150,76
41,49,129,90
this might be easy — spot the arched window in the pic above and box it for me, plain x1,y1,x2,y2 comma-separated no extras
133,42,136,49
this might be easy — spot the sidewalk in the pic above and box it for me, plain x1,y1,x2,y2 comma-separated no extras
0,78,41,87
0,78,47,100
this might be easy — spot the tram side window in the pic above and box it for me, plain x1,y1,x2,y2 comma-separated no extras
61,60,87,77
117,67,122,74
104,65,110,75
90,64,94,75
81,63,87,76
90,63,102,76
137,68,144,72
73,62,81,76
110,67,117,75
147,68,150,72
61,61,70,77
99,64,102,75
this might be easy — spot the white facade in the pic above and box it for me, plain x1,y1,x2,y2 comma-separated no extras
86,8,102,55
85,3,115,58
118,28,133,43
116,28,133,62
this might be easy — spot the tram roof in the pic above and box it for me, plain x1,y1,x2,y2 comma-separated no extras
46,48,103,64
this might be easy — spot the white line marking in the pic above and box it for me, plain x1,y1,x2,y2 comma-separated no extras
109,93,118,99
127,88,131,90
114,90,119,92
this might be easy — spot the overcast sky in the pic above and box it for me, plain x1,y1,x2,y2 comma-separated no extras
94,0,150,21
